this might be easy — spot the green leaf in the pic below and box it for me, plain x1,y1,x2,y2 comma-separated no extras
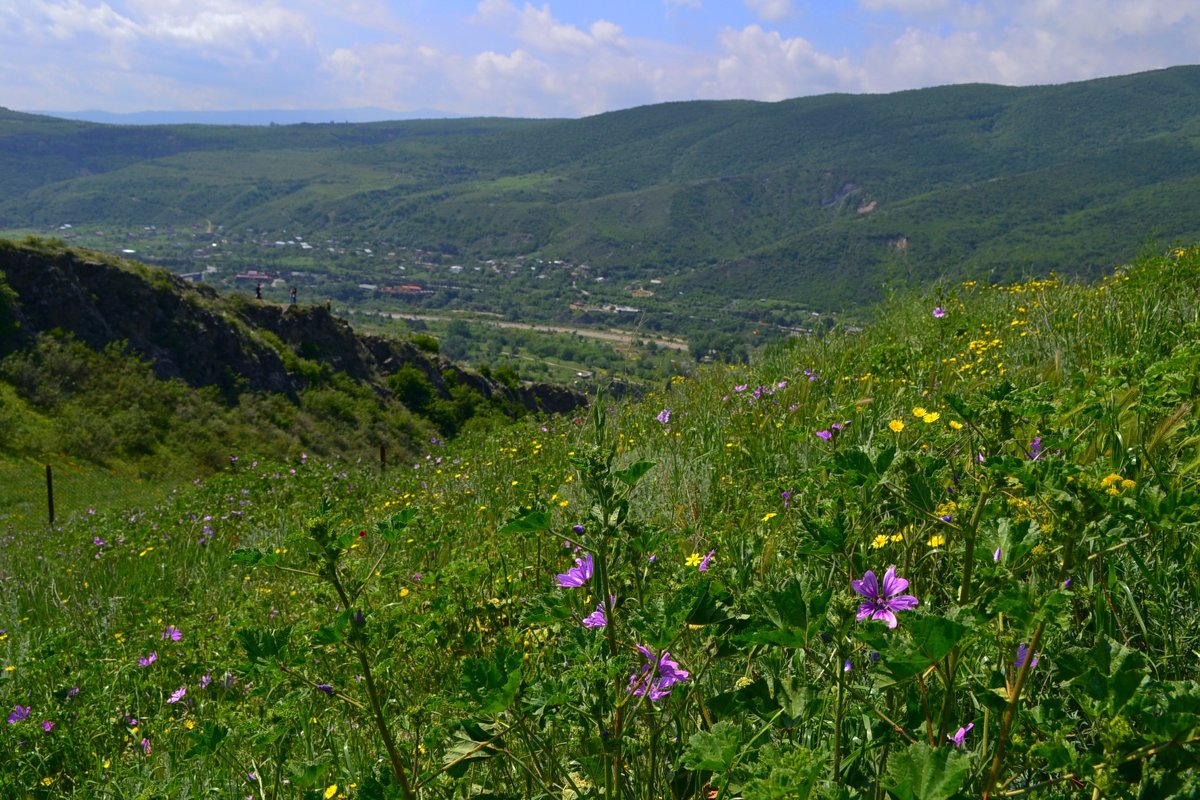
443,723,501,777
376,508,416,542
229,547,279,567
885,740,972,800
498,509,551,534
312,610,352,646
613,460,655,486
877,617,969,684
184,721,228,759
461,647,523,715
683,720,742,773
236,626,293,664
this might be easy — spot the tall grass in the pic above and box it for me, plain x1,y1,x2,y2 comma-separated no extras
2,246,1199,799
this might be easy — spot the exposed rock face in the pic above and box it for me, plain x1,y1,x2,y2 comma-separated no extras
0,240,588,415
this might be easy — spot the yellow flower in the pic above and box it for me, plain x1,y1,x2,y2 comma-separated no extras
184,719,196,730
911,406,927,418
949,420,963,430
927,534,945,548
685,553,702,568
400,587,410,597
922,412,940,424
325,785,339,800
762,512,777,522
870,534,889,549
889,419,905,433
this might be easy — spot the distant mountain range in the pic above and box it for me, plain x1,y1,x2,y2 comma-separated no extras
3,65,1200,310
29,107,463,126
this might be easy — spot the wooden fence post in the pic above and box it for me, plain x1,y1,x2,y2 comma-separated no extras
45,464,55,526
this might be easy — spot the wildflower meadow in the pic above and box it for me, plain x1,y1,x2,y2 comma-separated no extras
3,245,1200,798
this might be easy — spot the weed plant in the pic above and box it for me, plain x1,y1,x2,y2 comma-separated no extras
2,246,1199,798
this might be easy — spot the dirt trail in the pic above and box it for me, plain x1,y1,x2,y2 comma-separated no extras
358,310,690,351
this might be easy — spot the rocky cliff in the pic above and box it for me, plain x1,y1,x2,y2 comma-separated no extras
0,238,586,415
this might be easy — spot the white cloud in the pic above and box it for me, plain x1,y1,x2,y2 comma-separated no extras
703,25,862,100
745,0,793,22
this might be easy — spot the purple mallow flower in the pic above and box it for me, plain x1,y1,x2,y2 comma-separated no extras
167,686,186,704
42,719,54,732
816,430,833,441
933,306,946,318
1015,643,1039,670
582,599,609,629
138,652,157,667
555,553,594,588
851,567,918,628
948,722,973,747
161,626,182,641
656,408,672,424
628,645,689,701
7,705,30,724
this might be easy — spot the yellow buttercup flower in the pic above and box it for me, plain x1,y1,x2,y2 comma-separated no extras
889,419,905,433
325,785,339,800
870,534,889,549
685,552,702,567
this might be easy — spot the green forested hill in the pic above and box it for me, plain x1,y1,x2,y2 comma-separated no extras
3,66,1200,309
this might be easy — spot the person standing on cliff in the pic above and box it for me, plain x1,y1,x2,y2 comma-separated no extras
289,286,297,305
255,283,262,300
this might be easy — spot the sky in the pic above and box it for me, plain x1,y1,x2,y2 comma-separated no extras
2,0,1199,119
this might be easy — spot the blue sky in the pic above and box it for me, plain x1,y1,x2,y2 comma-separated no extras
3,0,1198,118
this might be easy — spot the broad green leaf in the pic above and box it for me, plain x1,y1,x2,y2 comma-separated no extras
236,626,293,664
683,720,742,773
461,648,523,715
229,547,279,567
498,509,551,534
613,460,655,486
885,740,971,800
184,721,228,759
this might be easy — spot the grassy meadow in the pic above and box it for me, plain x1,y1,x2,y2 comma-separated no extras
2,245,1200,799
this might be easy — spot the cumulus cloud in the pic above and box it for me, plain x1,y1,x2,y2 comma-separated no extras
703,25,861,100
745,0,793,22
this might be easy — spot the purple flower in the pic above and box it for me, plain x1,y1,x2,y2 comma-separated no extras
948,722,974,747
572,524,585,535
161,626,182,641
1015,643,1039,670
141,737,152,756
843,659,853,672
199,673,212,689
656,408,672,424
167,686,186,704
933,306,946,318
7,705,30,725
555,553,593,588
698,550,715,572
582,600,609,629
1028,436,1043,460
316,684,335,696
628,645,690,701
42,719,54,732
851,567,918,628
816,430,833,441
734,384,747,393
138,652,157,667
993,547,1002,562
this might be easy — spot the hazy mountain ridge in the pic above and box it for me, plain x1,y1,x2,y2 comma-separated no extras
2,66,1200,309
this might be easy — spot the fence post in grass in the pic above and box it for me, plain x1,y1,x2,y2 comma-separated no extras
45,464,55,526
